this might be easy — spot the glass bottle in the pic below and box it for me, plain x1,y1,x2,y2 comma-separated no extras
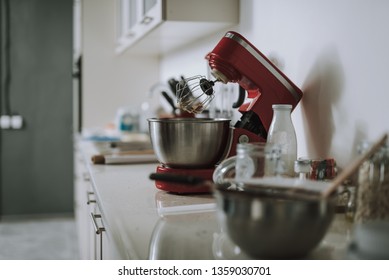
267,104,297,177
345,186,357,221
354,141,389,223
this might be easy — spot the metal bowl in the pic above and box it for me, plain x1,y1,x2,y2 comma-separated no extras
214,180,337,259
148,118,232,168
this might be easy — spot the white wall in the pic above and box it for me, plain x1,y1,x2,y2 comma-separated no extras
82,0,160,129
160,0,389,168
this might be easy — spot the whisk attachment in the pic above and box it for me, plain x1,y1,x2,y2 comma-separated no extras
199,78,215,96
176,75,219,114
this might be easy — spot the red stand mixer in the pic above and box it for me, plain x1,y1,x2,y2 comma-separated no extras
152,31,303,193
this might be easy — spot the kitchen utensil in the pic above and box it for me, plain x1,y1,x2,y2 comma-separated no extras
167,78,179,96
148,118,232,169
149,172,337,259
148,117,233,193
151,31,304,193
176,75,218,113
161,91,177,115
176,31,303,158
91,150,156,164
322,133,388,197
214,182,336,259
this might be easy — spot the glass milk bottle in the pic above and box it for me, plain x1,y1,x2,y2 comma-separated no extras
267,104,297,177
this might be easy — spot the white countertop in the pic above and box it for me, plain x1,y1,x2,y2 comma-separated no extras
79,140,355,260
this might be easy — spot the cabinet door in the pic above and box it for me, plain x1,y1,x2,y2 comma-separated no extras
141,0,160,25
74,148,94,260
90,203,108,260
143,0,158,14
90,213,104,260
87,193,98,259
117,0,139,41
116,0,162,53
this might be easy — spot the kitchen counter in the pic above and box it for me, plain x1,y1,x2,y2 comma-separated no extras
77,139,355,260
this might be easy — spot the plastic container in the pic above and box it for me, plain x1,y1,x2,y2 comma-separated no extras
115,107,139,134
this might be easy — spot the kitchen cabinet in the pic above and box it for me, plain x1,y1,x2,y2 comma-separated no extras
74,138,119,260
74,138,354,260
116,0,161,53
74,142,91,259
115,0,240,55
89,202,108,260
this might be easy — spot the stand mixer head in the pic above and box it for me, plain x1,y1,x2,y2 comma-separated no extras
177,31,303,150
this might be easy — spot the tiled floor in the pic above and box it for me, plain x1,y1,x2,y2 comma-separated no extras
0,215,79,260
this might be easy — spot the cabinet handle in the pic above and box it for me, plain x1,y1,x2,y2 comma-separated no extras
87,192,96,205
90,213,106,235
82,172,90,181
90,213,106,260
141,16,153,25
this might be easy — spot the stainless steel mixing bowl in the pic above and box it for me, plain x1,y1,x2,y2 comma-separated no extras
148,118,232,168
214,182,337,259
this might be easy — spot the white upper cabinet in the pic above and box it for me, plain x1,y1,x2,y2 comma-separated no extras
115,0,239,55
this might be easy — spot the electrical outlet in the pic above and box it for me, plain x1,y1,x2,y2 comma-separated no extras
11,115,24,129
0,115,24,130
0,115,11,129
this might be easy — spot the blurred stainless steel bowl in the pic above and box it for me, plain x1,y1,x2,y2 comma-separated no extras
148,118,232,168
214,181,336,259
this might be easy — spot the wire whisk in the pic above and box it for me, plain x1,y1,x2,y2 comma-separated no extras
176,75,219,114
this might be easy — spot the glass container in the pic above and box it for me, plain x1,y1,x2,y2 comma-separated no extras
267,104,297,177
355,141,389,223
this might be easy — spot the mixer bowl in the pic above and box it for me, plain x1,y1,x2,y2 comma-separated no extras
148,118,232,169
214,182,336,259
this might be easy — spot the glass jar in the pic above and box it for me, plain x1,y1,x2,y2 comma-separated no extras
345,186,357,221
354,141,389,223
213,142,282,184
267,104,297,177
309,158,337,181
294,157,337,181
235,142,282,180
